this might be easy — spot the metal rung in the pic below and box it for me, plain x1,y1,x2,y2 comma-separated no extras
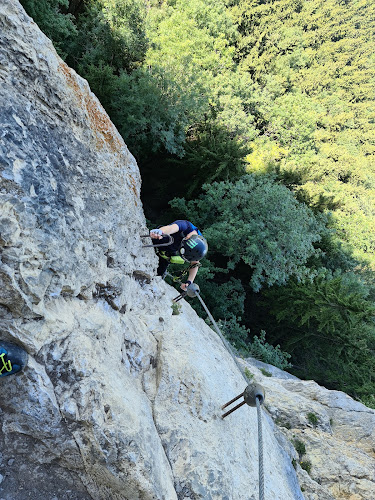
221,384,265,419
141,234,174,248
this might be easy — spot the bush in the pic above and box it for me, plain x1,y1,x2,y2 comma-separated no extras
300,460,312,474
293,439,306,458
307,412,319,426
218,319,291,370
248,331,291,370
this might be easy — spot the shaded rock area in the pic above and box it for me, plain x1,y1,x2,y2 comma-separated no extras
0,1,374,499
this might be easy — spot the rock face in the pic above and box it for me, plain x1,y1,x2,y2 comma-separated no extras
244,359,375,500
0,1,374,499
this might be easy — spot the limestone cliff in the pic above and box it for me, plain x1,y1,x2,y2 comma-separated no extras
0,1,374,499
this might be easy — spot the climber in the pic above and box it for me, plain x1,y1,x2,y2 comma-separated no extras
150,220,208,291
0,341,28,377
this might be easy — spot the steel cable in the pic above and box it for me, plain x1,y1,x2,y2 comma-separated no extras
167,278,265,499
195,292,250,385
195,292,265,500
256,396,264,500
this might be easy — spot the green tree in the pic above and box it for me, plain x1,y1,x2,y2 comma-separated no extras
21,0,77,58
145,0,257,141
168,121,250,198
233,0,375,267
109,68,187,157
73,0,147,73
264,272,375,404
171,174,327,290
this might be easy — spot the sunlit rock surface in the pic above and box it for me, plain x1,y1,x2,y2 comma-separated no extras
245,359,375,500
0,1,374,499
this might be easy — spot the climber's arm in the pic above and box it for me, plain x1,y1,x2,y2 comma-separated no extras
160,224,180,235
180,262,199,291
150,224,179,239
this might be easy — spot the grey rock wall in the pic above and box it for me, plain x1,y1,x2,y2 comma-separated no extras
0,2,374,500
244,359,375,500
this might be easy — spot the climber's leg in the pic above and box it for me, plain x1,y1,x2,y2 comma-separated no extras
157,257,170,277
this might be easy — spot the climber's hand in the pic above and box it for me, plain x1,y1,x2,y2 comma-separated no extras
180,280,192,291
150,228,163,239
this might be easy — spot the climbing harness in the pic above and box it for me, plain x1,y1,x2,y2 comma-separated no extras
141,234,174,248
141,234,188,267
174,283,266,500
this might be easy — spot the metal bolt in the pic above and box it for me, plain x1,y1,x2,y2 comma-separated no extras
222,383,265,419
186,283,200,297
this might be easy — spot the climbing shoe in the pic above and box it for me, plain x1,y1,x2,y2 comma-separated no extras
0,341,28,377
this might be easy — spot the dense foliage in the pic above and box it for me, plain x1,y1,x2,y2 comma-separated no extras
171,175,326,290
234,0,375,265
263,273,375,406
20,0,375,406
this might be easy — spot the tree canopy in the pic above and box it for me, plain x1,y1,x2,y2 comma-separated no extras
233,0,375,265
171,175,326,290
